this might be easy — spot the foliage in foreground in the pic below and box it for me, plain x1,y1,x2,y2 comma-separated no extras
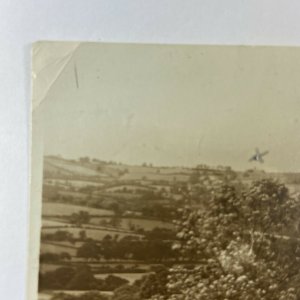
46,179,300,300
151,179,300,300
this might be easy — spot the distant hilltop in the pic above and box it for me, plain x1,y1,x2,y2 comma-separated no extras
43,155,300,193
44,155,239,182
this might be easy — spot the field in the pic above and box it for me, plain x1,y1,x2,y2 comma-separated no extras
39,156,300,300
42,219,67,227
120,172,190,182
39,291,113,300
90,217,174,231
45,179,105,188
107,164,193,175
42,227,141,241
47,158,102,176
42,203,114,216
94,273,148,284
104,185,154,192
40,242,78,256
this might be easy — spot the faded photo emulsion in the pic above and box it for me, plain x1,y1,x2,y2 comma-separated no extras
29,42,300,300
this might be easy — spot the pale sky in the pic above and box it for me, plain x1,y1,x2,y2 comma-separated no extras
34,43,300,172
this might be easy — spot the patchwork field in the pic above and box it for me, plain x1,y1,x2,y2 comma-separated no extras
42,219,67,227
42,227,140,241
42,203,114,217
94,272,148,284
45,179,105,188
39,156,300,300
120,172,190,182
47,159,102,176
39,291,113,300
90,217,174,231
40,242,78,256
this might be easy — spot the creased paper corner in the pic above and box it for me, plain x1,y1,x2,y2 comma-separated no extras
31,41,80,113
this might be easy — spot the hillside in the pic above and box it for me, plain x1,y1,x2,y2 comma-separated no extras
39,155,300,300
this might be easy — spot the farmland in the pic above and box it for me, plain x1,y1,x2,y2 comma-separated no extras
40,156,187,299
42,203,114,217
94,273,148,284
38,155,300,300
42,227,141,241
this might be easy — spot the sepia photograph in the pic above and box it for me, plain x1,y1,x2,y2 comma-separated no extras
30,42,300,300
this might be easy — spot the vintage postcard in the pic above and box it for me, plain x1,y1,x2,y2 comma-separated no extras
29,42,300,300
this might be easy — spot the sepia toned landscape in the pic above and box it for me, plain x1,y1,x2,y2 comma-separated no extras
38,155,300,300
31,43,300,300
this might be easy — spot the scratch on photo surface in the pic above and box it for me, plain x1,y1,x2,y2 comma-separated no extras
74,62,79,89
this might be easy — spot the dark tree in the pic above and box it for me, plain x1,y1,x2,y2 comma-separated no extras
39,267,75,290
113,284,140,300
77,240,100,260
79,230,87,241
70,211,90,226
101,275,129,291
140,266,169,299
66,266,98,290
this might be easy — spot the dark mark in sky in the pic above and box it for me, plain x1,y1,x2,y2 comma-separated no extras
249,148,269,163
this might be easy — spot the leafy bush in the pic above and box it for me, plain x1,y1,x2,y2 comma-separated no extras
154,180,300,300
99,275,129,291
112,284,140,300
39,267,75,290
40,252,71,263
140,266,168,299
66,266,98,290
